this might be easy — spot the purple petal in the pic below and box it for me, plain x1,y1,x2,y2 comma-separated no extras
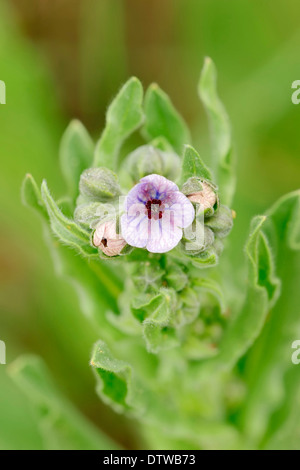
146,217,183,253
139,174,178,197
164,191,195,228
124,174,179,211
122,174,195,253
121,206,149,248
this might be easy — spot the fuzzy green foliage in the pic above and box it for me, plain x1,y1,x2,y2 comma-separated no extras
19,58,300,450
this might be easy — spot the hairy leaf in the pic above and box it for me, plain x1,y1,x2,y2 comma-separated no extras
143,83,190,154
189,246,219,268
91,341,147,415
94,77,144,169
150,136,174,153
41,180,97,258
142,290,179,353
237,191,300,445
198,57,235,206
91,341,242,449
180,145,213,184
193,215,280,379
21,173,47,219
59,120,94,201
193,277,226,313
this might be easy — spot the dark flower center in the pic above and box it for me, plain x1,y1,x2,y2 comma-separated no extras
101,237,108,247
145,198,164,220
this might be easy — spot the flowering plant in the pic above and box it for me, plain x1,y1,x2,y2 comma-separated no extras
20,58,300,450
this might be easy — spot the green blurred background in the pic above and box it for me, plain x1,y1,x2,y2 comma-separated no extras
0,0,299,449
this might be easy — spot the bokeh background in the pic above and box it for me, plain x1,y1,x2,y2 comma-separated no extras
0,0,299,449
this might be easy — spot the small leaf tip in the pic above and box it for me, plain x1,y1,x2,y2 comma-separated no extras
149,83,159,92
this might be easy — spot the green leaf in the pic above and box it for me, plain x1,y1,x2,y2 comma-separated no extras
91,341,147,415
24,179,122,332
190,246,219,268
94,77,144,169
165,263,188,291
131,261,165,293
217,216,280,360
21,173,47,219
193,215,280,378
262,369,300,450
150,136,174,152
142,290,179,353
180,145,213,184
41,180,97,258
9,355,119,450
0,369,43,450
56,196,74,218
131,291,166,322
265,190,300,251
143,83,190,154
198,57,235,206
59,120,94,201
130,289,178,352
193,277,226,313
44,227,123,335
91,343,243,449
129,287,179,352
237,191,300,445
171,287,200,328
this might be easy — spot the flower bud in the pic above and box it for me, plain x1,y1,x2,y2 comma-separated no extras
131,261,165,291
165,263,188,291
74,201,109,228
181,221,215,255
92,220,127,257
172,287,200,327
182,177,218,216
79,167,121,201
205,205,233,238
123,145,181,182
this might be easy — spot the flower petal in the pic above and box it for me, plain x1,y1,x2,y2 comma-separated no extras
121,205,149,248
164,191,195,228
139,174,179,196
122,174,195,253
93,223,106,247
146,217,183,253
102,238,127,257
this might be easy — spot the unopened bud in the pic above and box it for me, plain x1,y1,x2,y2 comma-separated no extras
79,167,121,201
74,201,111,228
205,205,233,238
182,221,215,255
93,220,127,257
182,177,218,216
123,145,181,182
